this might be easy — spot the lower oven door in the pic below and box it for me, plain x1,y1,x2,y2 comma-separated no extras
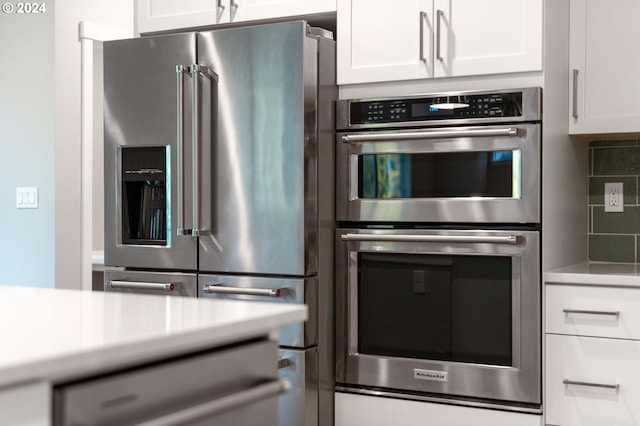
335,228,541,408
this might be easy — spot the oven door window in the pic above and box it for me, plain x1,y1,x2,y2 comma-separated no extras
358,252,512,366
358,150,521,199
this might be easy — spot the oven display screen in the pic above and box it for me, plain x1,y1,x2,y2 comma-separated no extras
350,91,523,124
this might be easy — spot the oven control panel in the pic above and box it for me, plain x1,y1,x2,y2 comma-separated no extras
349,90,526,125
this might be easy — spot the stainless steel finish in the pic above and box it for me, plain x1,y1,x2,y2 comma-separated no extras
217,0,225,10
53,339,280,426
197,22,320,276
278,348,319,426
436,9,444,61
176,64,188,236
563,309,620,318
136,378,291,426
340,233,518,245
107,280,175,292
335,387,543,415
203,284,283,298
419,11,427,63
104,33,197,270
231,0,238,9
104,270,197,297
572,69,579,119
199,274,318,348
336,123,541,223
341,127,519,142
335,228,541,406
188,64,217,237
563,379,619,391
336,87,542,129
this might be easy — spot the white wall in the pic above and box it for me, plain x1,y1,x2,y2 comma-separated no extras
0,1,131,289
0,6,56,287
54,0,133,289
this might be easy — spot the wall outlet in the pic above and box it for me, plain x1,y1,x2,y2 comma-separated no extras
604,182,623,212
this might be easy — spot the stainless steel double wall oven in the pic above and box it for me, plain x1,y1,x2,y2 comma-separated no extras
335,88,542,412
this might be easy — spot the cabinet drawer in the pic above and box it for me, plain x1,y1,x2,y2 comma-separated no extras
546,334,640,426
546,284,640,339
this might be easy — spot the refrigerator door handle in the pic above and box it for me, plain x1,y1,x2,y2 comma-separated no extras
175,65,191,236
202,284,284,298
108,280,176,292
189,64,218,237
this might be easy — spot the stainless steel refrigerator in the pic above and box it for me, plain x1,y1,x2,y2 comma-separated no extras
102,21,336,426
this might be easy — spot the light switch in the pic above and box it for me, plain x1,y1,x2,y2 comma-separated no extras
16,187,38,209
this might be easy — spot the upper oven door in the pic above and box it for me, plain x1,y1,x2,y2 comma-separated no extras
336,124,540,224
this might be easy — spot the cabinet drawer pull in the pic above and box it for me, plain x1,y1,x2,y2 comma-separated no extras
563,379,619,391
563,309,620,318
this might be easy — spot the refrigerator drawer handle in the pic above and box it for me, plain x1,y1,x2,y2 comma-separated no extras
136,378,291,426
108,281,175,291
202,285,283,298
341,233,519,245
341,127,519,143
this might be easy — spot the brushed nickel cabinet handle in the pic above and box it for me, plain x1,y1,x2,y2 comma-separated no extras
563,379,619,391
563,309,620,318
217,0,225,10
436,9,444,62
419,11,427,63
572,69,579,119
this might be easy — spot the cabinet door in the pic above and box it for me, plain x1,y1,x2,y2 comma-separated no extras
137,0,229,34
232,0,336,23
433,0,542,78
546,334,640,426
337,0,433,84
569,0,640,134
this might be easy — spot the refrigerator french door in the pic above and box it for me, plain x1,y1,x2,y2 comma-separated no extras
103,21,336,426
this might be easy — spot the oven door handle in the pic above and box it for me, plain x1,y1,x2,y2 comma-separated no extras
341,127,519,143
340,234,519,245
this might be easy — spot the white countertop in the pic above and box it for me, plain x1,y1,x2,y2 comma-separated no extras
545,262,640,287
0,286,306,389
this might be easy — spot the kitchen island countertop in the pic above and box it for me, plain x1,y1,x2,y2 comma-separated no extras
545,262,640,287
0,285,306,389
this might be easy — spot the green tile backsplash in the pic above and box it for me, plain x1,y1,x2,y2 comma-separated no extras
589,139,640,262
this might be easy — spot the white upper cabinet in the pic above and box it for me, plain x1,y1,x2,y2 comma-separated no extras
137,0,336,34
232,0,336,22
569,0,640,135
337,0,542,85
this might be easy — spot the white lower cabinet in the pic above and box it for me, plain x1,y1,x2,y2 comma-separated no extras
335,392,543,426
546,334,640,426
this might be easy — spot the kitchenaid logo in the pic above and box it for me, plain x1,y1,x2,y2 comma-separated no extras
413,369,448,382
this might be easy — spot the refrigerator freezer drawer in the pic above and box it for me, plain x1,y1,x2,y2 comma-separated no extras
278,347,319,426
104,270,197,297
53,339,282,426
199,274,317,348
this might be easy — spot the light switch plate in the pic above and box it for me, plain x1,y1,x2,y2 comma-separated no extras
16,187,38,209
